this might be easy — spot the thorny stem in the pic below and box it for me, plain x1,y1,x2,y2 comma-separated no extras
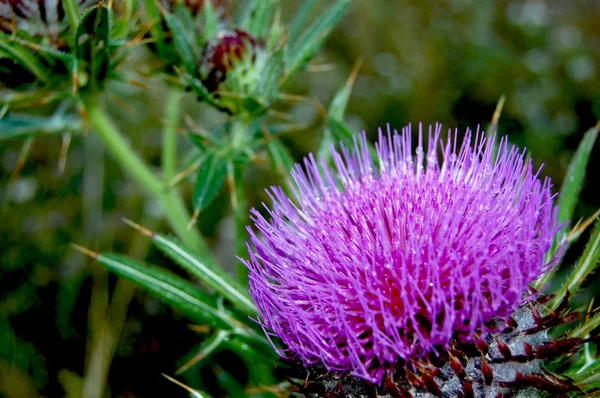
83,97,213,260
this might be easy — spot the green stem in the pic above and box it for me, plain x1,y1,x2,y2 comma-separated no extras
84,98,213,259
163,90,182,182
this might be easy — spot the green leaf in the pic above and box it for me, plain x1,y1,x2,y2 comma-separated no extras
0,114,82,141
537,124,600,292
193,152,227,212
62,0,81,33
238,0,276,39
256,46,284,100
95,253,238,330
163,11,199,78
176,330,230,374
288,0,318,46
266,138,295,180
558,124,599,231
549,218,600,310
284,0,350,80
0,34,49,83
203,0,219,41
135,226,256,315
319,65,359,160
329,118,378,159
112,0,137,38
142,0,169,59
74,3,111,92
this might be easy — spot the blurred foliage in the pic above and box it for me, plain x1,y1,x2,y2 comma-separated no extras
1,0,599,397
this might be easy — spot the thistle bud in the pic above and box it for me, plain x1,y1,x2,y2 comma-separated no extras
200,29,257,93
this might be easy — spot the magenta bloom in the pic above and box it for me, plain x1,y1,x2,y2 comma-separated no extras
243,124,561,383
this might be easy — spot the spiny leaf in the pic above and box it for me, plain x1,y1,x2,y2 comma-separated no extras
93,252,238,330
0,34,49,83
558,124,599,232
238,0,275,39
319,61,361,160
176,330,230,374
288,0,318,46
328,118,378,159
74,3,111,93
203,0,219,41
162,11,199,78
124,220,257,315
62,0,81,32
163,374,208,398
549,218,600,310
193,152,228,213
0,114,82,141
284,0,350,80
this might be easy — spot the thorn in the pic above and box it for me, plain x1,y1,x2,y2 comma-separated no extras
345,57,364,90
311,96,328,121
570,207,600,240
481,357,493,385
187,210,199,230
306,63,336,73
122,218,154,238
57,133,71,176
491,95,506,126
496,338,512,361
176,350,208,375
227,164,238,211
70,243,100,260
162,374,205,398
188,325,211,334
168,158,202,188
9,137,34,184
279,93,310,102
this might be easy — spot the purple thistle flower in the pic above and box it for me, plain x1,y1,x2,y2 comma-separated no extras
242,123,561,383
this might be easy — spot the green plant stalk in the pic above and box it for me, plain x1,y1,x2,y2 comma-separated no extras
84,98,212,259
163,89,182,181
62,0,80,33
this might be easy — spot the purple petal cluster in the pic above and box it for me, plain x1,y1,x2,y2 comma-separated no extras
243,124,561,382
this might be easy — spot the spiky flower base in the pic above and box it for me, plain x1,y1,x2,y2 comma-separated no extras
288,297,585,398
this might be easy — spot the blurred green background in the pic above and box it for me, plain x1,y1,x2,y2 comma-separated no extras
1,0,599,396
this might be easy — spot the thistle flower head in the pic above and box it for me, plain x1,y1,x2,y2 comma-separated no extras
200,29,257,93
243,124,561,383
